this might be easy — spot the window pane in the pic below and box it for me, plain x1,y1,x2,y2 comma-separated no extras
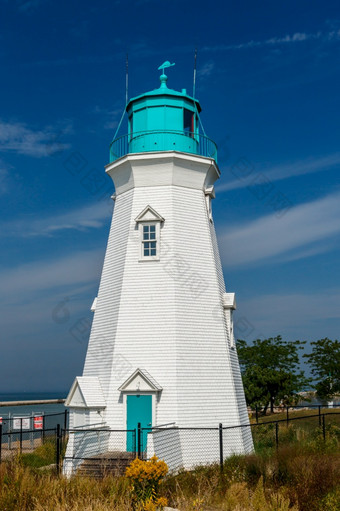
129,115,133,141
141,224,158,258
184,109,193,132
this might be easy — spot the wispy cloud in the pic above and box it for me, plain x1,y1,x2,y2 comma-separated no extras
24,54,119,69
21,41,165,69
219,191,340,267
218,152,340,192
0,248,103,300
0,120,71,157
0,201,112,238
93,106,122,131
15,0,47,12
203,28,340,52
0,246,101,390
0,159,12,194
238,288,340,341
198,61,215,78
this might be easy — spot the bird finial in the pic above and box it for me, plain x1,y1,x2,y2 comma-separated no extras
158,61,175,73
158,61,175,88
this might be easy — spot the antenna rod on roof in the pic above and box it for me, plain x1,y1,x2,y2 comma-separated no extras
111,55,129,143
193,48,197,98
125,53,129,105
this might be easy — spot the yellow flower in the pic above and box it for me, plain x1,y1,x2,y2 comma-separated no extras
126,456,169,506
143,498,157,511
156,496,168,508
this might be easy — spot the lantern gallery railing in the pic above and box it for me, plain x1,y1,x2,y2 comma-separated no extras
109,131,218,163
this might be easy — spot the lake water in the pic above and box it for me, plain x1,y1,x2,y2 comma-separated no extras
0,392,68,434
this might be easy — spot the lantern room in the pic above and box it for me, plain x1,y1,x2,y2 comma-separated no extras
109,63,217,162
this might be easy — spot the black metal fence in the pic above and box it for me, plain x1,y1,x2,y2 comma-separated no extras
250,403,340,424
0,409,68,434
1,409,339,476
62,410,339,476
0,410,68,460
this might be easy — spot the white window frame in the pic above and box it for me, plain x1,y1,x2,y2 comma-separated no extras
223,292,236,349
229,309,235,348
205,186,215,223
139,221,161,261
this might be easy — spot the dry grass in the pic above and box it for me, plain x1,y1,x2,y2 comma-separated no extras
164,441,340,511
0,455,132,511
0,426,339,510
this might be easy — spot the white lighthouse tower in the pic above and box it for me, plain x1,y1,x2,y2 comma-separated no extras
64,63,253,473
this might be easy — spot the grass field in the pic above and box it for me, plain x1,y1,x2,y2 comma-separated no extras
250,409,340,452
253,407,340,425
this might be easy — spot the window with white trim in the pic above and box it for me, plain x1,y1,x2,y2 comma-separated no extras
143,224,157,257
139,222,160,261
135,206,164,262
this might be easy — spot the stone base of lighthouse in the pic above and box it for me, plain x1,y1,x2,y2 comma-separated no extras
63,151,253,475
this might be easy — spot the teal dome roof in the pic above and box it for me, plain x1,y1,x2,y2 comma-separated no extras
126,72,201,112
109,64,216,163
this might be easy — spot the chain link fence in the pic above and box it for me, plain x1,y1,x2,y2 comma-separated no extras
1,409,339,476
0,410,67,459
62,410,339,476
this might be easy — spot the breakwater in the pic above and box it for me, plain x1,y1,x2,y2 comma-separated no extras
0,399,65,407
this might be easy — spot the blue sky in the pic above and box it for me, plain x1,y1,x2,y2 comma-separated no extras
1,0,339,392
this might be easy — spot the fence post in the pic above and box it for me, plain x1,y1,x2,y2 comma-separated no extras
286,406,289,426
20,418,23,454
56,424,61,476
219,423,223,472
137,422,141,459
134,428,137,458
275,422,279,450
0,423,2,463
318,405,321,426
255,406,259,424
8,412,11,450
30,412,34,450
64,410,68,431
322,414,326,441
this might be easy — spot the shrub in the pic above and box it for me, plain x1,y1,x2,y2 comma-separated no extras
125,456,168,510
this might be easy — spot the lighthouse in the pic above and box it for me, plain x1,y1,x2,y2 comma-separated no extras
64,62,253,473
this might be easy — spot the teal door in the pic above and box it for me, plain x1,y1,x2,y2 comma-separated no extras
126,395,152,452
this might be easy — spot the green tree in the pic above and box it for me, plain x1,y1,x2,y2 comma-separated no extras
236,336,310,414
303,338,340,401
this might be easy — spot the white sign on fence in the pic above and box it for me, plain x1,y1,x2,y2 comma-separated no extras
13,417,31,430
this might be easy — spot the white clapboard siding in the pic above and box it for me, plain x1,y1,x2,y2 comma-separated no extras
66,151,253,469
